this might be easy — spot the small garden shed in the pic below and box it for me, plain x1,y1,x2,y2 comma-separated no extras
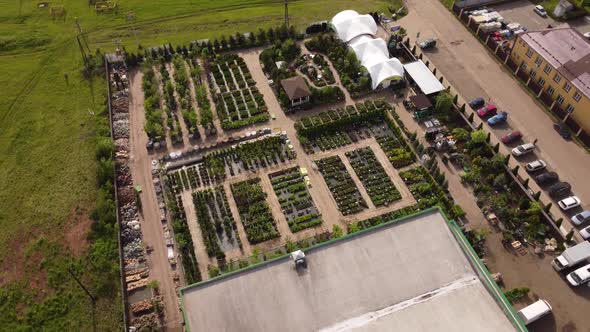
280,76,311,107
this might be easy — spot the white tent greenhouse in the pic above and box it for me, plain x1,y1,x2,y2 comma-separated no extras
331,10,378,42
331,10,404,90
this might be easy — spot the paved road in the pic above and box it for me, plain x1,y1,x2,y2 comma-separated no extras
399,0,590,236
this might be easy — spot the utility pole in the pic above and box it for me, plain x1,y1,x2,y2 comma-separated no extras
68,268,97,332
284,0,289,28
126,11,139,47
75,17,90,70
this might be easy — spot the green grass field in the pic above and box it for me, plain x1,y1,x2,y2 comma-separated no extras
0,0,393,329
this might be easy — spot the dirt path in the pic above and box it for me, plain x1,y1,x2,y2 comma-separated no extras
128,70,182,329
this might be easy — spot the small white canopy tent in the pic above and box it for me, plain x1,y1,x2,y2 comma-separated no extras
403,60,445,95
331,10,377,42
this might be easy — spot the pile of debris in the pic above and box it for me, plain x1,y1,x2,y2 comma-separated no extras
544,238,559,252
108,60,160,330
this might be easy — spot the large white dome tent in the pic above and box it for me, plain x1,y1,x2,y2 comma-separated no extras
330,10,378,42
331,10,404,90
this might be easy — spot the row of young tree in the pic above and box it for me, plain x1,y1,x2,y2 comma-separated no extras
126,25,302,67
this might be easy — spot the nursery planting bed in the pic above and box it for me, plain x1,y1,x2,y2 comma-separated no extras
269,167,322,233
346,147,401,207
167,134,295,191
295,53,335,87
192,187,241,258
208,54,269,130
231,178,279,244
316,155,367,216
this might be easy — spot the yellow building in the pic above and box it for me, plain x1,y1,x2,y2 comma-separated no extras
510,25,590,135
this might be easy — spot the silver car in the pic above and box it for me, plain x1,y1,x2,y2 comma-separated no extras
572,210,590,226
525,160,547,172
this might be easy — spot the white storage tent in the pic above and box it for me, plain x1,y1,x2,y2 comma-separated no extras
332,10,404,90
367,58,404,90
350,38,389,69
331,10,377,42
403,60,445,95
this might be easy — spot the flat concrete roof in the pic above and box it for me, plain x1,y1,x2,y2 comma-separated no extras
180,209,522,331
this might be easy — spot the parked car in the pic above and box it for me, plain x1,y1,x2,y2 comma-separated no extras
418,38,437,49
517,300,552,325
558,196,581,211
477,104,497,117
571,210,590,226
535,171,559,185
566,263,590,286
512,143,535,157
525,160,547,172
468,97,485,109
584,32,590,39
534,5,547,17
548,182,571,198
487,112,508,126
501,130,522,144
553,123,571,139
580,225,590,240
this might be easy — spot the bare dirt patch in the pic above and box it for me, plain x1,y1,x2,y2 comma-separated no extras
64,206,93,257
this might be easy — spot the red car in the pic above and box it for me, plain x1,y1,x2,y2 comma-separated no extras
477,104,497,117
501,130,522,144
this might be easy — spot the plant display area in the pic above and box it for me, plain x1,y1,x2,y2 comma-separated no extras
167,134,296,191
295,54,336,87
231,178,279,244
208,54,269,129
316,156,368,215
305,34,372,97
259,41,344,111
193,187,241,259
269,167,322,232
346,147,401,207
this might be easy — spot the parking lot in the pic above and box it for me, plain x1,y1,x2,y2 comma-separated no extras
491,0,590,34
398,0,590,329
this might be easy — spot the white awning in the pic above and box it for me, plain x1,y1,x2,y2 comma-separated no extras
331,11,377,42
403,60,445,95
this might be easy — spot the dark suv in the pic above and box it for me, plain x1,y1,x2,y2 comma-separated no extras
548,182,571,198
535,172,559,185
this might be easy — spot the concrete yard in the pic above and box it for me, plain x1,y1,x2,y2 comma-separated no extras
180,210,523,332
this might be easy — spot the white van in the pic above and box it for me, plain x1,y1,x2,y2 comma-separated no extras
566,263,590,286
517,299,552,325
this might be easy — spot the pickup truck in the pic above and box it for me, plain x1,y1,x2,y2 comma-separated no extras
487,112,508,126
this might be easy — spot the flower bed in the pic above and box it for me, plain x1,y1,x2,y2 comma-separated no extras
208,54,269,130
346,147,401,207
304,34,372,97
187,58,215,134
269,167,322,232
192,187,241,259
141,68,166,140
168,134,295,190
316,155,368,215
400,166,453,212
231,178,279,244
164,184,201,284
160,63,183,143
